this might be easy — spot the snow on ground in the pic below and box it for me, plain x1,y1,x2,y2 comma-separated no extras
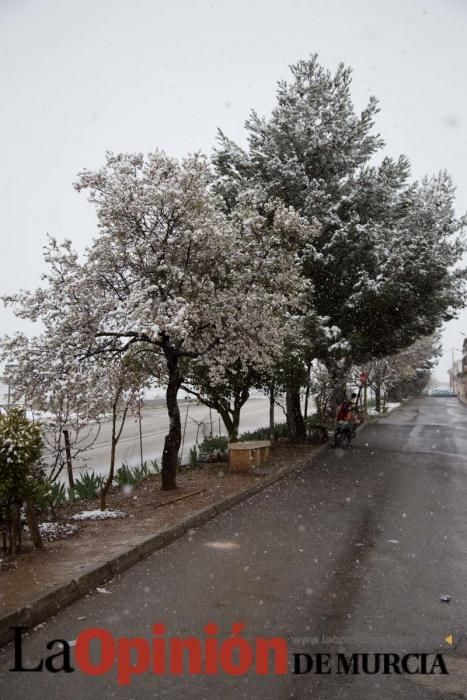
71,509,126,521
24,522,79,541
368,402,401,417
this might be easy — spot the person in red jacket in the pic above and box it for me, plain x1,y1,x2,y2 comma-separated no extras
336,399,352,421
334,393,358,447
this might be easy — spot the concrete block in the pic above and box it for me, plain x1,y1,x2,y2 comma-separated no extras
109,547,143,576
0,606,32,647
181,506,217,531
27,581,81,627
160,523,184,546
136,533,165,558
73,562,112,595
213,490,250,513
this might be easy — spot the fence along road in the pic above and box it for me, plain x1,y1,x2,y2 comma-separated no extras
59,397,272,480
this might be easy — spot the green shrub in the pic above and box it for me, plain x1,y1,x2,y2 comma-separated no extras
189,446,198,467
67,486,76,503
115,461,155,488
0,408,48,552
198,435,228,461
131,462,152,484
36,480,68,511
73,471,105,500
305,413,323,425
51,481,68,506
0,409,45,502
238,422,289,441
115,463,135,487
200,435,228,452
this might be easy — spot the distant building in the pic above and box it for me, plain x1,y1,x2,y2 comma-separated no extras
449,339,467,398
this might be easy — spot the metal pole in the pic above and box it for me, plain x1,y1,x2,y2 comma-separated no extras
209,407,213,437
138,400,143,468
180,403,189,466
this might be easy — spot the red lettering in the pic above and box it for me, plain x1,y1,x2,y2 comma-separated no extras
117,637,150,685
75,628,115,676
255,637,288,675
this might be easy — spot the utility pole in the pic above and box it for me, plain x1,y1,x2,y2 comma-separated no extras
138,399,143,469
179,402,189,466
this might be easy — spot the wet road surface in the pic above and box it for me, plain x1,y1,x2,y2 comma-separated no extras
1,396,467,699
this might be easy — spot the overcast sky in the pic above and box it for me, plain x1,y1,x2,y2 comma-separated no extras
1,0,466,381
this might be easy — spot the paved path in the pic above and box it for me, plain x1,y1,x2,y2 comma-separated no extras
2,397,467,698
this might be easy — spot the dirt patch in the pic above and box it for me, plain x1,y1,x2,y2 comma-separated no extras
0,445,320,617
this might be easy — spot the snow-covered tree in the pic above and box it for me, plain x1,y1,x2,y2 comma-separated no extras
0,408,46,553
385,335,442,402
182,360,256,443
1,333,104,482
181,195,317,442
2,334,152,504
359,359,392,413
3,152,311,490
213,55,466,435
95,351,151,509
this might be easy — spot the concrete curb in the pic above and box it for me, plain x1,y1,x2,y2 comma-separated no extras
0,442,328,648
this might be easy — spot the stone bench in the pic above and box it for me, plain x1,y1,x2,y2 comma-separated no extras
228,440,271,473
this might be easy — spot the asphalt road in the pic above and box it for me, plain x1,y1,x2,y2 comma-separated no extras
66,397,272,479
2,396,467,698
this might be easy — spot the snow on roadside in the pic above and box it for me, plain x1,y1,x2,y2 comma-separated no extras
24,522,79,541
368,402,401,416
71,510,126,521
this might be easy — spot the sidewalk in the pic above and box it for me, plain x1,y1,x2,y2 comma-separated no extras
0,403,406,648
0,443,327,647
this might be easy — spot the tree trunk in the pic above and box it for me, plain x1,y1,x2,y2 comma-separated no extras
63,429,74,489
180,383,249,444
375,385,381,413
230,411,240,443
25,498,43,549
286,386,306,442
303,360,312,421
100,404,118,511
161,355,182,491
209,389,249,443
213,403,239,443
11,501,21,554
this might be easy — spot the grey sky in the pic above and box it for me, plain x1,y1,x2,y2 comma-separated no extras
1,0,466,381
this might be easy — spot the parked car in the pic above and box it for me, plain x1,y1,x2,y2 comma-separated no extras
428,388,457,397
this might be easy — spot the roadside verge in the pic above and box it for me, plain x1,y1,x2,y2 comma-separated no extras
0,442,328,647
0,400,406,648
